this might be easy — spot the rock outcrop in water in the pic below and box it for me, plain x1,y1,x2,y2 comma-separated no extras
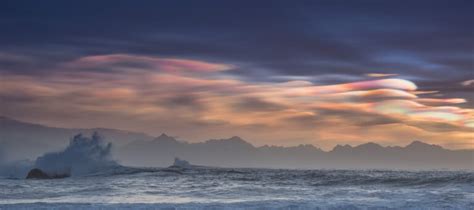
26,168,70,179
169,157,192,169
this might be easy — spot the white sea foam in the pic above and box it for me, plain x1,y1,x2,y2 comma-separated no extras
34,132,118,176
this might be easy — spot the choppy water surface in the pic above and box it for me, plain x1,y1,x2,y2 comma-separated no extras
1,168,473,209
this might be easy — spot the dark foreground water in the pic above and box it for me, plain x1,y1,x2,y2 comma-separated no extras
1,168,473,209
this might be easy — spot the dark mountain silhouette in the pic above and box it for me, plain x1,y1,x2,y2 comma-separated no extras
1,116,472,170
0,116,153,161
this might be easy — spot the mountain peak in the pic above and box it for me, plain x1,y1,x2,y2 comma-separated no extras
205,136,254,149
229,136,244,141
158,133,170,138
332,144,352,152
407,140,427,146
356,142,384,150
154,133,179,144
226,136,253,147
405,141,443,150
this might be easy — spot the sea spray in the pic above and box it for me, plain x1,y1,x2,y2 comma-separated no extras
0,160,33,179
0,143,34,178
0,144,4,165
34,132,118,177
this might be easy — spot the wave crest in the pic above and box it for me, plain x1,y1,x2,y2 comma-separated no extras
34,132,118,177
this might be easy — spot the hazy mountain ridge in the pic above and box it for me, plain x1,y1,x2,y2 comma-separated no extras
0,116,154,161
1,117,472,170
119,133,473,170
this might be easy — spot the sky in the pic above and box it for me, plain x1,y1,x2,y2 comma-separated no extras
0,0,473,149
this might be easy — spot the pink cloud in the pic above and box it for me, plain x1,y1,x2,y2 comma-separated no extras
415,98,466,104
2,56,473,149
66,54,234,73
366,73,398,77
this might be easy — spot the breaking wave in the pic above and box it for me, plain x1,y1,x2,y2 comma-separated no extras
34,132,119,177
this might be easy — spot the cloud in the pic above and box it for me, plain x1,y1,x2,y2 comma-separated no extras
160,94,207,112
0,0,473,150
414,98,466,104
1,53,473,149
366,73,398,77
64,54,234,73
325,89,418,102
232,97,287,112
461,79,474,87
316,108,401,127
317,79,417,93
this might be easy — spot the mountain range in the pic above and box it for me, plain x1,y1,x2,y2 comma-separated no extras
1,116,472,169
119,133,473,170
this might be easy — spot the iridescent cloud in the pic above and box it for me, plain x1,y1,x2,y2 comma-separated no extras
1,54,472,149
366,73,399,77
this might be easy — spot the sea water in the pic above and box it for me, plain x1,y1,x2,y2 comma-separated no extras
0,168,473,209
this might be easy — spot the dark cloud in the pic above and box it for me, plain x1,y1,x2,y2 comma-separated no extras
318,109,400,127
285,109,400,128
1,1,471,74
406,121,474,133
284,115,320,129
349,113,397,126
0,92,38,104
416,80,474,107
233,97,287,112
0,1,472,101
161,94,206,111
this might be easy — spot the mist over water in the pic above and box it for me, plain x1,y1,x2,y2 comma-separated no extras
0,142,33,179
0,144,4,164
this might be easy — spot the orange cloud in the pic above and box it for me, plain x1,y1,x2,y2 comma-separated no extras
366,73,398,77
415,98,466,104
1,53,473,149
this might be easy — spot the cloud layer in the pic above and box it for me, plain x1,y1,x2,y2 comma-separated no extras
1,53,472,149
0,1,473,149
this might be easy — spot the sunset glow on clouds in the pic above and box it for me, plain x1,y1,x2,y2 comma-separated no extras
1,1,472,150
1,53,473,149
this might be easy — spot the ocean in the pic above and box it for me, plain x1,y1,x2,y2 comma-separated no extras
0,167,473,209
